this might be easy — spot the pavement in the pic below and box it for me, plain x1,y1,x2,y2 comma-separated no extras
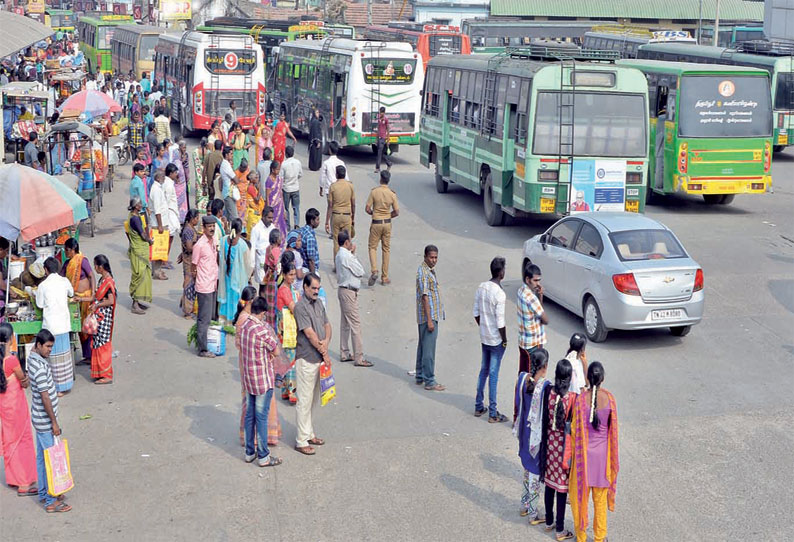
1,135,793,541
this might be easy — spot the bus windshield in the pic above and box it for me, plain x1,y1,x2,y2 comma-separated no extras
679,75,772,138
775,72,794,110
533,92,647,157
362,58,416,84
97,27,115,50
429,35,461,56
139,35,159,61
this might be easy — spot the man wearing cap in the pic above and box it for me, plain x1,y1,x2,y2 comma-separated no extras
365,170,399,286
193,216,219,358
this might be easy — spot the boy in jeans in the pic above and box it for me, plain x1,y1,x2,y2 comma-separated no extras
27,329,72,513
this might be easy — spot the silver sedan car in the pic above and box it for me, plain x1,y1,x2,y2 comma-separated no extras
522,212,704,342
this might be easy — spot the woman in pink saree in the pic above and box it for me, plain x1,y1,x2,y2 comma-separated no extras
169,139,190,222
0,323,37,496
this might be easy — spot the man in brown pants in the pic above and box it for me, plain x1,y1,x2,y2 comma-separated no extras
325,165,355,269
366,170,399,286
334,229,372,367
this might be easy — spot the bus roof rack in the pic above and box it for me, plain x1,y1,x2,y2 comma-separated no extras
736,39,794,56
505,45,620,62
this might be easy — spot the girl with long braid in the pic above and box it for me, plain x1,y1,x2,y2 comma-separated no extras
540,359,575,541
569,362,619,542
514,348,550,524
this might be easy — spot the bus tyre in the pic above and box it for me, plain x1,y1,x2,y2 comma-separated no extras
774,145,785,153
583,297,608,343
670,325,691,337
645,186,657,205
703,194,727,204
434,163,448,193
483,172,504,226
719,194,735,205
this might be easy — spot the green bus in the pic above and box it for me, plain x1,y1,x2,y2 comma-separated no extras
619,59,773,205
637,43,793,151
45,9,75,33
76,14,134,74
461,20,607,53
699,25,764,48
420,47,650,225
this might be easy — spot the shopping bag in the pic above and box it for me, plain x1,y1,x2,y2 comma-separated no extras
149,229,170,261
319,363,336,406
280,307,297,349
44,436,74,496
82,312,99,335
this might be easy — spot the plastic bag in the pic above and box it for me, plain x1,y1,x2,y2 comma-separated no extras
44,436,74,496
82,313,98,335
149,229,170,261
320,363,336,406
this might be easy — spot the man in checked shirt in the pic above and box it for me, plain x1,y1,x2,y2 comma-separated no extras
516,263,549,376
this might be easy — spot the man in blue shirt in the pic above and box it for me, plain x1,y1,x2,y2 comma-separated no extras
299,208,321,274
129,163,148,212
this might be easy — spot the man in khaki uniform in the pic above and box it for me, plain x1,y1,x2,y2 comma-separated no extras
325,165,355,266
366,170,399,286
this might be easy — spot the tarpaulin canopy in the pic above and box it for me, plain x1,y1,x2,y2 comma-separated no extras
0,11,56,60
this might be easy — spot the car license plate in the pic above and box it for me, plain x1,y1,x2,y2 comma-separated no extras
651,309,685,321
540,198,555,213
625,200,639,213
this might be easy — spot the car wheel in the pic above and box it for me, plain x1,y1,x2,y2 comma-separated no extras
483,171,504,226
670,325,691,337
434,161,448,193
583,297,608,343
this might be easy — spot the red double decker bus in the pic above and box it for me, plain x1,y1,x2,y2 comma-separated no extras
364,23,471,69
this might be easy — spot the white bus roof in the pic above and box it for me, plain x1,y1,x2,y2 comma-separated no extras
158,31,257,49
283,38,414,55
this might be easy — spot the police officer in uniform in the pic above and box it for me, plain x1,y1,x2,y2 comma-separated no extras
365,170,399,286
325,165,355,267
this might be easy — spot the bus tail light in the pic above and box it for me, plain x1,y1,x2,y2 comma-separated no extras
258,91,266,115
194,90,202,115
626,172,642,184
693,269,704,292
612,273,640,296
763,141,771,173
678,142,688,173
779,113,785,128
538,170,558,181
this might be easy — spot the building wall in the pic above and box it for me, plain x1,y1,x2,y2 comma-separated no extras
765,0,794,40
414,5,490,25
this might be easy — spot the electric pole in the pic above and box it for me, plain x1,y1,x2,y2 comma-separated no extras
712,0,721,46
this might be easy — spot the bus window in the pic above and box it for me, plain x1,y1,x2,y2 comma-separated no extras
656,87,669,117
775,73,794,110
139,35,158,61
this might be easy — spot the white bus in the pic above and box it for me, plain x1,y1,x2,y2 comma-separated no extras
154,31,266,132
271,38,425,150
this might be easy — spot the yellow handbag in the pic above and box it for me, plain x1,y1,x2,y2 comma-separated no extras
281,307,297,348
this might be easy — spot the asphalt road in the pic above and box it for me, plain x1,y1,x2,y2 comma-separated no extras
2,135,792,541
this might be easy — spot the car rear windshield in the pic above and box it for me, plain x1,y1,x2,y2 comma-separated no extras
609,229,687,261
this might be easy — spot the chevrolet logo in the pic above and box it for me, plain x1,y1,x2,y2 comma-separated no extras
662,276,675,284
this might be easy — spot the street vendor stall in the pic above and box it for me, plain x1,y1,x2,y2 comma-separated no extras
47,68,86,108
0,163,89,363
0,81,51,163
43,121,105,235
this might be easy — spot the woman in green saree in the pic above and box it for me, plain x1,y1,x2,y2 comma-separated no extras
124,197,154,315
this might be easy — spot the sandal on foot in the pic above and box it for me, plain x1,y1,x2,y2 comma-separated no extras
340,356,354,362
545,525,555,532
294,445,315,455
519,509,529,517
354,360,373,367
94,378,113,385
368,272,378,287
258,455,282,467
424,384,446,391
307,437,325,446
17,487,38,496
46,501,72,513
131,306,145,315
489,412,509,423
474,408,487,417
529,515,546,525
556,530,574,541
381,278,391,285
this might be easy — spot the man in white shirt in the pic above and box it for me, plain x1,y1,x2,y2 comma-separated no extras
33,257,75,395
149,86,162,105
163,163,182,270
219,147,236,219
86,75,97,91
149,170,171,280
472,256,508,423
281,145,303,230
319,140,347,197
335,230,371,367
249,207,275,290
256,147,272,197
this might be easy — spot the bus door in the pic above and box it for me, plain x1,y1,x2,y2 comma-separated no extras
653,83,675,191
332,75,346,141
512,78,530,210
500,76,522,207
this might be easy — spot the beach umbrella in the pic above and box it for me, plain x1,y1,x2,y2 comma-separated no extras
58,89,121,117
0,163,89,241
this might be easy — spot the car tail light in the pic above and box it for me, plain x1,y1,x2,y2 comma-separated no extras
612,273,640,296
693,269,704,292
678,142,688,174
763,141,771,173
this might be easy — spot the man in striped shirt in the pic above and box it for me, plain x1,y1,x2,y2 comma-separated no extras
415,245,445,391
517,263,549,375
27,329,72,512
239,298,283,468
